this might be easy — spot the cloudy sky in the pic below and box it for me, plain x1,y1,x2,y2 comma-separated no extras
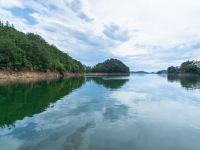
1,0,200,71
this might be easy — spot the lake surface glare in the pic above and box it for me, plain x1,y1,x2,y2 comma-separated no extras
0,74,200,150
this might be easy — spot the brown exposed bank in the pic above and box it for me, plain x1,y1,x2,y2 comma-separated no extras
0,71,83,83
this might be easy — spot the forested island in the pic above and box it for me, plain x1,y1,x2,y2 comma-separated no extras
167,61,200,75
0,21,130,80
86,59,129,74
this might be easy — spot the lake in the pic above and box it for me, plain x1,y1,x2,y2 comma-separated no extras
0,74,200,150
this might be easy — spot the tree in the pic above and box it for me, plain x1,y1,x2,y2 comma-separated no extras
167,61,200,75
180,61,200,74
0,20,85,73
92,59,129,73
167,66,179,74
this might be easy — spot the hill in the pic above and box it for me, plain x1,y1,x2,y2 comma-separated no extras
167,61,200,75
91,59,129,73
0,21,84,73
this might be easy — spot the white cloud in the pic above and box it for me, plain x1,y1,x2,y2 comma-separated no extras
0,0,23,8
1,0,200,70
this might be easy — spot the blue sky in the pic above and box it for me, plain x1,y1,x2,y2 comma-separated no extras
0,0,200,71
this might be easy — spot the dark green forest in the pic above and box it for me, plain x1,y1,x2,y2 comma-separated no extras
87,77,129,89
167,61,200,74
90,59,130,73
167,74,200,89
0,77,85,127
0,21,85,73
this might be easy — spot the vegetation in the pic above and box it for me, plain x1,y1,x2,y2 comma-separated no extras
167,61,200,74
91,59,130,73
0,77,85,127
157,70,167,74
89,77,129,89
0,20,85,73
167,74,200,89
131,71,149,74
167,66,179,74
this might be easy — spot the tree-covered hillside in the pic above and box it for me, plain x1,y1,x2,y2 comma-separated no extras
0,21,84,73
92,59,130,73
167,61,200,74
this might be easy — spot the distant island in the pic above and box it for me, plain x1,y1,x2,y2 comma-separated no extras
131,71,150,74
130,60,200,76
86,59,130,74
157,70,167,74
0,21,130,80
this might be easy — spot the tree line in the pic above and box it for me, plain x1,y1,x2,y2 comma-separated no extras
85,59,130,73
0,20,130,74
0,20,85,73
167,61,200,74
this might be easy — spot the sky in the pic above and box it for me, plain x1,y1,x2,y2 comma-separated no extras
0,0,200,71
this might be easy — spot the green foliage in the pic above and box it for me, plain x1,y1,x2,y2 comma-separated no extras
84,65,92,73
167,61,200,74
0,77,85,127
92,59,130,73
90,77,129,89
0,21,85,73
167,74,200,89
167,66,179,74
157,70,167,74
180,61,200,74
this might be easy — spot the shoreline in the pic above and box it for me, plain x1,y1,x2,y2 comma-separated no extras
167,73,200,77
0,71,84,85
0,71,131,85
0,71,130,80
85,73,130,76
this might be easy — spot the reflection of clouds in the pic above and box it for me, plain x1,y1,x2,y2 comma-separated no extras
0,81,105,149
63,122,95,150
0,135,23,150
190,92,200,99
137,100,200,129
103,104,128,122
111,90,200,129
1,75,200,149
110,86,200,129
111,91,149,106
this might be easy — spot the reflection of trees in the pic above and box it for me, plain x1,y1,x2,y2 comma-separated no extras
0,77,85,127
167,75,200,89
89,77,129,89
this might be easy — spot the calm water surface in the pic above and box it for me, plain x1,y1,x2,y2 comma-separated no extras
0,74,200,150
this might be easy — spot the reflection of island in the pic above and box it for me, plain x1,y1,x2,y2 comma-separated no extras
0,77,85,127
89,77,129,89
167,75,200,89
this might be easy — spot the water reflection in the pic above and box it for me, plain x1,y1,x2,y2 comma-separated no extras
167,75,200,89
87,77,129,89
63,122,95,150
0,75,200,150
0,77,85,127
103,104,129,122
